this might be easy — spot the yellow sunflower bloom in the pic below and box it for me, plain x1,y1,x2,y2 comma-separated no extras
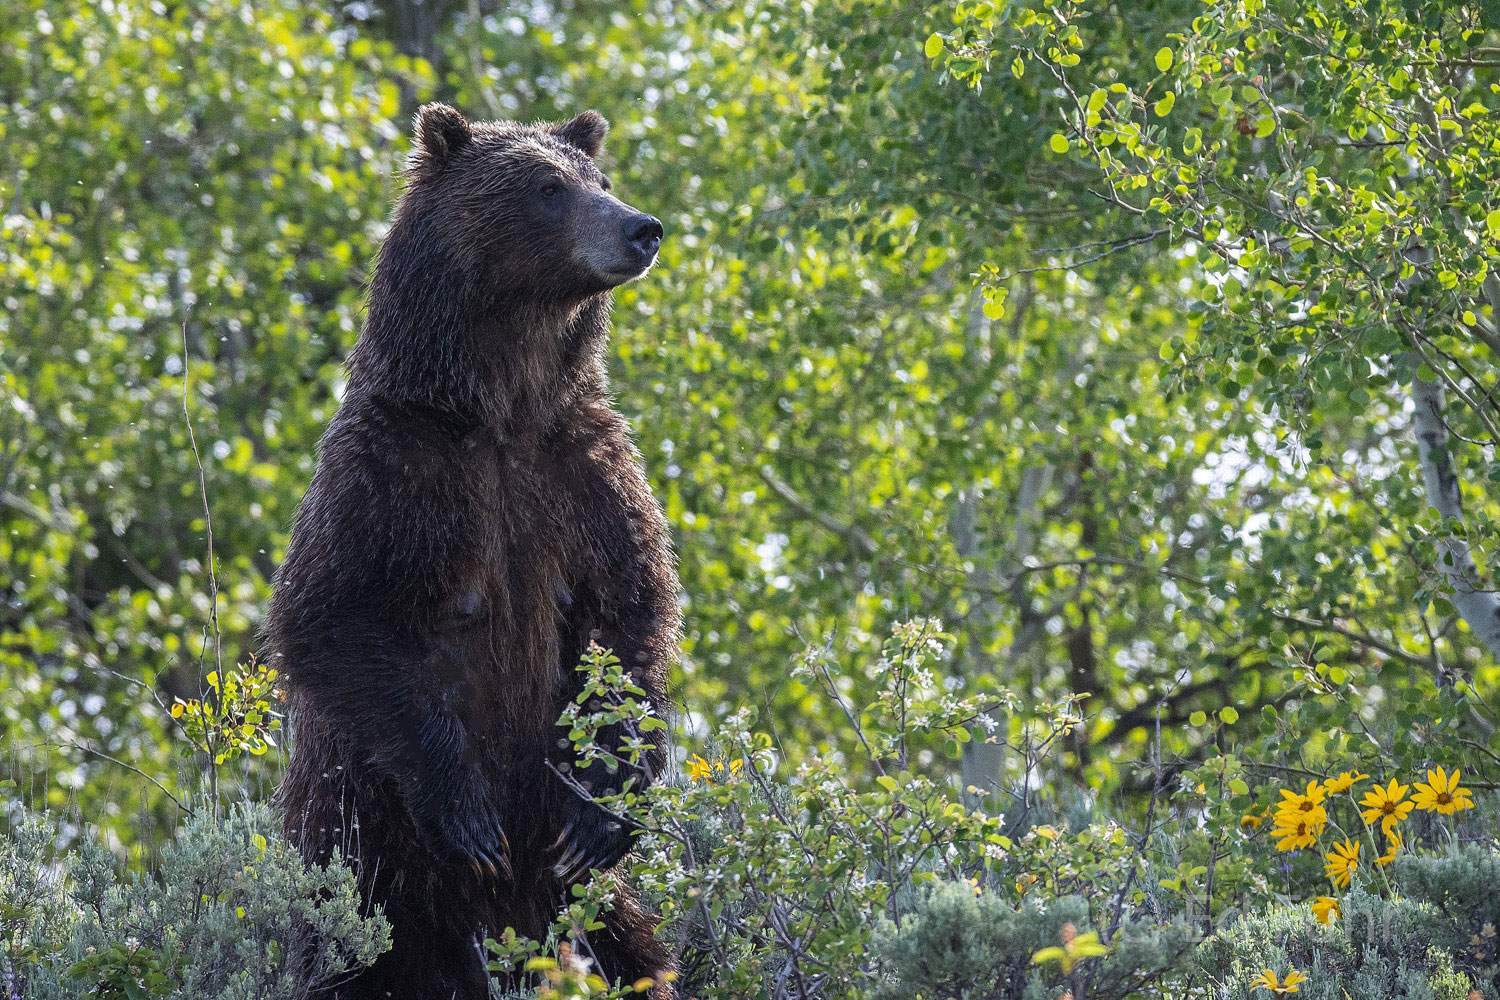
1272,782,1329,840
1411,766,1475,815
1375,829,1402,867
1270,808,1325,852
685,754,714,783
1252,968,1308,994
1311,896,1340,924
1322,770,1368,795
1359,779,1413,834
1324,838,1359,888
1276,781,1327,816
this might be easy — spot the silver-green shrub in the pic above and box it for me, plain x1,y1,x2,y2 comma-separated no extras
1197,842,1500,1000
868,882,1196,1000
0,801,388,1000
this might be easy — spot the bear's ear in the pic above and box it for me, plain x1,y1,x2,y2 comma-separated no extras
413,103,473,169
552,110,608,158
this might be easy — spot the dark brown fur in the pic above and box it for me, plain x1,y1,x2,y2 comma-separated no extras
266,105,678,999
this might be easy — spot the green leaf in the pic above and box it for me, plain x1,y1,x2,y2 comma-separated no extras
1255,116,1276,137
1487,208,1500,237
1189,710,1208,726
1155,47,1173,71
1219,706,1239,724
1050,133,1070,153
1154,92,1176,117
923,33,943,59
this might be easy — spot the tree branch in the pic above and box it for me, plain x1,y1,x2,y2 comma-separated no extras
757,466,877,556
1410,376,1500,661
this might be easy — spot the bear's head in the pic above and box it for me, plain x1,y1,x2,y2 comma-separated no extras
402,103,662,302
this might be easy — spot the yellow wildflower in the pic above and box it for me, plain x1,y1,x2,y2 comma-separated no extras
1270,806,1326,851
685,754,746,785
1359,779,1413,835
1324,838,1359,888
1241,807,1268,830
1276,780,1327,814
1252,969,1308,994
685,754,714,783
1322,770,1368,794
1375,829,1402,867
1272,782,1328,843
1411,766,1474,815
1311,896,1340,924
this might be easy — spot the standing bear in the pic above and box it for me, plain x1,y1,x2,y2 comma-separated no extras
266,103,679,999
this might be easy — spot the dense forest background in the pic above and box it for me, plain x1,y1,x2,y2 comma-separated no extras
2,1,1500,997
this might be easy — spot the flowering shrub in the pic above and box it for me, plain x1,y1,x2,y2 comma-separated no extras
518,618,1500,1000
0,617,1493,1000
1245,766,1486,934
1199,857,1494,1000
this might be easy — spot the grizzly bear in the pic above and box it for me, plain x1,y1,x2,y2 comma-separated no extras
265,103,679,999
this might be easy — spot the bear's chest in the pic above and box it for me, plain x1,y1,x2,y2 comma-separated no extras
490,440,586,553
430,442,587,744
454,437,591,631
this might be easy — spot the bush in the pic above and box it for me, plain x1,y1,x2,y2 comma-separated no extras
868,882,1195,1000
0,801,388,1000
1389,843,1500,991
1197,842,1500,1000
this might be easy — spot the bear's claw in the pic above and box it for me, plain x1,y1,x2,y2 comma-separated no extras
548,793,638,884
431,790,512,881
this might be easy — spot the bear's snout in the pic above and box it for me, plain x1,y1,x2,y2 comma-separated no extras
575,198,663,285
624,214,663,261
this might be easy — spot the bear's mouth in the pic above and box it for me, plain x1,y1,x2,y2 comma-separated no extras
580,247,657,286
605,257,656,280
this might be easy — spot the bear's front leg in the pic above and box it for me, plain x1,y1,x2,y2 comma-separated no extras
404,707,514,881
545,418,679,885
546,695,654,883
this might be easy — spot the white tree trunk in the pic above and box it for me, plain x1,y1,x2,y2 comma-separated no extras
1410,376,1500,660
960,462,1052,807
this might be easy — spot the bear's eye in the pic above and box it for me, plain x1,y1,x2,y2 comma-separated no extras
599,176,613,192
541,182,561,198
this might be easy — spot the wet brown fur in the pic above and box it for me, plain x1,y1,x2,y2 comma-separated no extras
266,105,679,999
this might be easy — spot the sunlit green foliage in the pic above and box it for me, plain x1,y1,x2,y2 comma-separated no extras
1,0,411,837
929,0,1500,781
1,0,1500,995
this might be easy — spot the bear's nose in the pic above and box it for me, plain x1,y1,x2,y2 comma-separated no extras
625,214,663,255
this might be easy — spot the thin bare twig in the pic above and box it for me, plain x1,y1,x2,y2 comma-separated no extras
43,740,192,815
182,320,225,806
